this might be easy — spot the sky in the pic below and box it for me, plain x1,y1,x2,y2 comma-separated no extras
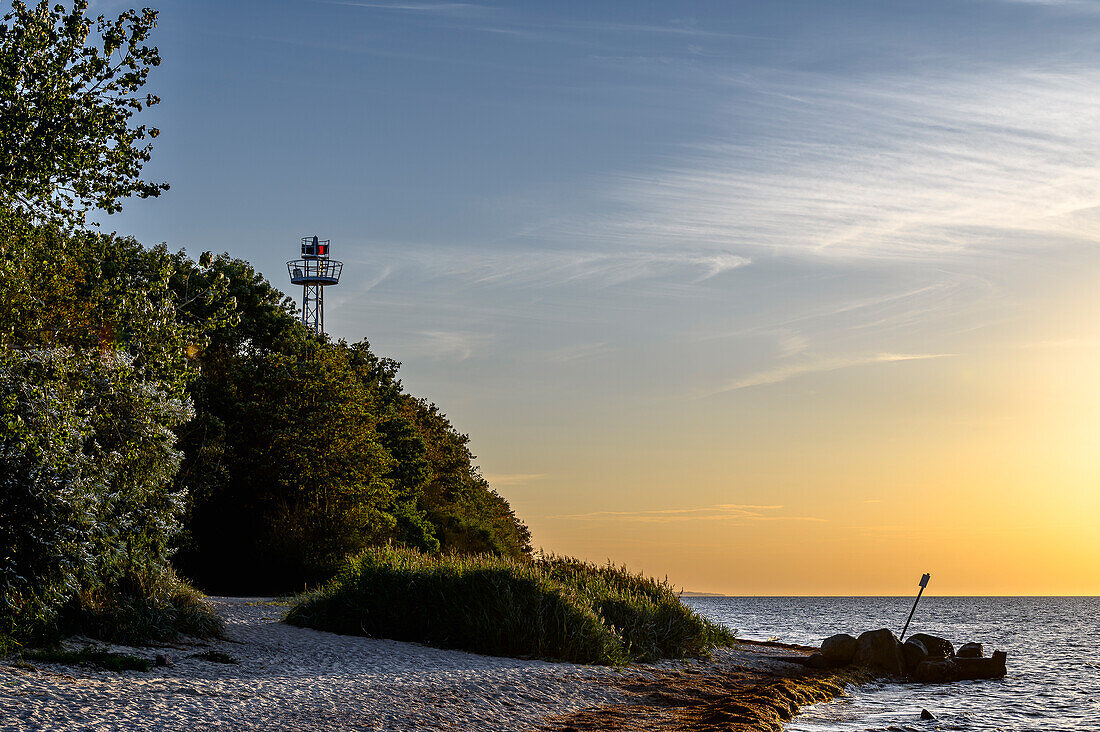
92,0,1100,595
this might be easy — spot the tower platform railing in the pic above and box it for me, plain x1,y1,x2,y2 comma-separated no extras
288,258,343,285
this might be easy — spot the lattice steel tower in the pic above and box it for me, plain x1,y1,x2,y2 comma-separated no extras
287,235,343,334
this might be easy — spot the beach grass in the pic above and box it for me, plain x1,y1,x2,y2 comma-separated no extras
285,546,735,665
58,567,223,645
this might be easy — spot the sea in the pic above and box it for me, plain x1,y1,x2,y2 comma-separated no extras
682,596,1099,732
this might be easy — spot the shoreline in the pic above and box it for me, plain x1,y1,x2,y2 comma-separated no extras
0,598,867,731
542,640,869,732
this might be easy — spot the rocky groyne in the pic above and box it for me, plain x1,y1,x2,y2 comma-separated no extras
808,628,1008,682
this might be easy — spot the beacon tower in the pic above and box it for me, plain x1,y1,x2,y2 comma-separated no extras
287,235,343,334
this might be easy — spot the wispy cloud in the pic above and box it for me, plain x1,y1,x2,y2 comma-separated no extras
989,0,1096,7
576,68,1100,264
393,330,492,361
320,1,484,14
400,247,750,289
549,504,826,524
542,342,616,363
702,352,951,396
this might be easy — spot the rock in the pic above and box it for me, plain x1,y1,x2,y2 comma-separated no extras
807,652,829,669
953,650,1007,680
913,659,954,683
907,633,954,659
154,654,173,667
820,633,858,664
915,650,1007,682
920,708,936,720
957,642,983,658
854,629,906,676
902,637,929,675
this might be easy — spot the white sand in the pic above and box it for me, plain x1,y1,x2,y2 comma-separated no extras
0,597,669,731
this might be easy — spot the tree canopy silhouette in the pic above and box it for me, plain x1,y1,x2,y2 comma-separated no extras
0,0,166,226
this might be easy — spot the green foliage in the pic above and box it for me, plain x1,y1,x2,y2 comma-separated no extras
286,546,735,665
0,0,166,226
59,565,222,644
396,394,531,558
0,208,224,644
0,207,231,390
539,554,737,661
173,257,530,592
0,349,99,639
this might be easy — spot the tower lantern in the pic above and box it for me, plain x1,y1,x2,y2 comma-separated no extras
287,235,343,334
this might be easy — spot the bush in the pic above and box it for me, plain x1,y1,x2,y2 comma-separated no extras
285,546,735,665
0,349,196,644
0,211,225,645
540,554,736,661
59,566,222,644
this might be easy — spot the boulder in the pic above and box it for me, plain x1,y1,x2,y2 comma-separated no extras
907,633,954,659
914,651,1007,682
920,709,937,720
807,652,829,669
913,659,954,683
957,642,983,658
854,628,906,676
953,650,1007,680
902,637,929,675
820,633,858,665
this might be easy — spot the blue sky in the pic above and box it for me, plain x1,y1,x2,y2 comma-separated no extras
94,0,1100,593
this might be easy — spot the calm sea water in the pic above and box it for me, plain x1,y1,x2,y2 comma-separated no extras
682,596,1099,732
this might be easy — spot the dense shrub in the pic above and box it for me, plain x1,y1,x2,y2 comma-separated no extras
540,555,735,661
59,566,222,644
285,546,735,665
0,351,99,642
0,210,226,646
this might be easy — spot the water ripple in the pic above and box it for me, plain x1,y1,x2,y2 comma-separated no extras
683,596,1099,732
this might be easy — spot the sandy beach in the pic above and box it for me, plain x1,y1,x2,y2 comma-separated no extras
0,597,848,731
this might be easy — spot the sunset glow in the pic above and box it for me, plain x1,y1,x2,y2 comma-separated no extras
107,0,1100,595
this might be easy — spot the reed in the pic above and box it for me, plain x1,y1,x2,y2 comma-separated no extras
285,546,735,665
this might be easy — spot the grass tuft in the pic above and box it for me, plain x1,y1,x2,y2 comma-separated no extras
285,546,735,665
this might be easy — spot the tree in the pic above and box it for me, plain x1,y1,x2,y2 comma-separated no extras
171,258,532,591
0,210,223,641
0,0,166,226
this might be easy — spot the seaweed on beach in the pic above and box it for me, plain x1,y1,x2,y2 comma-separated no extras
192,649,239,664
285,546,736,665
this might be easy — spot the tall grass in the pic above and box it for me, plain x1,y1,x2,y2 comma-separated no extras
58,566,223,644
285,546,735,665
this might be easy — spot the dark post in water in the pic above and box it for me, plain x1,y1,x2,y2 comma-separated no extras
900,572,931,642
